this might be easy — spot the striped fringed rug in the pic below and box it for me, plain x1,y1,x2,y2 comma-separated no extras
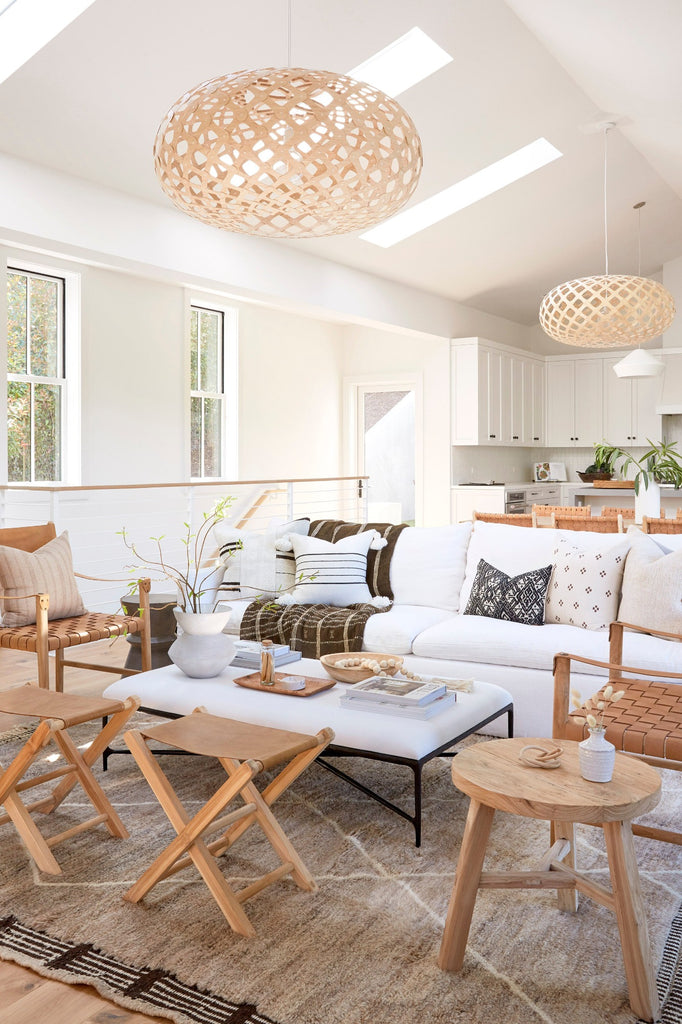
0,915,280,1024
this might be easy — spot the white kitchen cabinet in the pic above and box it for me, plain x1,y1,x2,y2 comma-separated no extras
451,339,545,447
545,357,603,447
602,356,662,446
451,487,504,523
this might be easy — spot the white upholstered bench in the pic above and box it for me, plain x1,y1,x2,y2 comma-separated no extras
104,659,513,846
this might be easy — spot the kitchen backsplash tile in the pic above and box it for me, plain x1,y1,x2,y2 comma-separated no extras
451,445,649,484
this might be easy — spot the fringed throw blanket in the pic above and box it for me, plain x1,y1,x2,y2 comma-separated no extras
239,600,390,659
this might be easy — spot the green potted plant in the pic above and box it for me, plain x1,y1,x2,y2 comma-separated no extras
577,447,616,483
592,439,682,494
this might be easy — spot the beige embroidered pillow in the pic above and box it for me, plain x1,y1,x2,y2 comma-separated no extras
0,531,86,627
545,537,629,631
618,533,682,633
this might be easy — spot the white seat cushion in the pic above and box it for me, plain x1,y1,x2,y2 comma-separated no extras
412,614,682,677
362,605,454,655
390,522,472,612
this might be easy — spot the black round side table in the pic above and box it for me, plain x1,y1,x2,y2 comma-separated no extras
120,593,177,671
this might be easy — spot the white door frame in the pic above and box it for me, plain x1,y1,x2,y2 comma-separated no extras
343,373,424,525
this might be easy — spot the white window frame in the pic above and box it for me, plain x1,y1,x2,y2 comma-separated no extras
4,257,81,485
187,293,238,480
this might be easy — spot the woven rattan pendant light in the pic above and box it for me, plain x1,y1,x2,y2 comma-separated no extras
153,6,422,238
539,124,675,347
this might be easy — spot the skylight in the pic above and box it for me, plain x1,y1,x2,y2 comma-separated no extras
361,138,563,247
348,27,452,97
0,0,97,86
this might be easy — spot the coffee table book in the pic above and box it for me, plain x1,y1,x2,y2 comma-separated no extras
343,676,447,705
339,691,456,719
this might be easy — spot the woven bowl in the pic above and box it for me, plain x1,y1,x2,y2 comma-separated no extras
577,471,612,483
320,652,404,684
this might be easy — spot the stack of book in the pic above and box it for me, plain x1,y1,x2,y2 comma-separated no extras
231,641,303,670
339,676,456,719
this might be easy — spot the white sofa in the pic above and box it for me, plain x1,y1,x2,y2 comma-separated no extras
222,520,682,738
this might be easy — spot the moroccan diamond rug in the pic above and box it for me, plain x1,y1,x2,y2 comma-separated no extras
0,717,681,1024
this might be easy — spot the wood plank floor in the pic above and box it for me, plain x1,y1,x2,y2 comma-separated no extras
0,642,168,1024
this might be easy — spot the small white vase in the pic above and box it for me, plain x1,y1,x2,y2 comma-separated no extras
578,727,616,783
169,607,235,678
173,608,232,636
634,479,661,524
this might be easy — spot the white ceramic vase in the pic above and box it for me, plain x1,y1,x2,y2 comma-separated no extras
169,608,235,678
634,479,660,524
578,727,616,783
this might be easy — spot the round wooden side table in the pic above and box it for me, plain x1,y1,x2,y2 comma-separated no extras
438,737,662,1022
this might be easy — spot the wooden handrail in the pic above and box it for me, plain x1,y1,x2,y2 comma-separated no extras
3,476,369,494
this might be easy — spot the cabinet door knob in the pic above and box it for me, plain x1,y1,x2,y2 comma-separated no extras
533,436,539,441
512,435,519,440
489,434,496,438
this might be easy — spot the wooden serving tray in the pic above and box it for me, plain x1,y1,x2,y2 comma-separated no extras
592,479,635,489
233,671,336,698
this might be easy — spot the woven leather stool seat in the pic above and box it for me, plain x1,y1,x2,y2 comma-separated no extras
0,611,145,653
563,679,682,761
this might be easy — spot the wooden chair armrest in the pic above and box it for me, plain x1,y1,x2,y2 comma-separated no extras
610,620,682,644
0,591,45,601
553,651,682,681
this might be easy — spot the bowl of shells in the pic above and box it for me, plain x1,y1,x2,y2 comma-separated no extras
319,652,404,684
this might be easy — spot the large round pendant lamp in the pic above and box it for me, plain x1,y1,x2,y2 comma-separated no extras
153,67,423,238
539,273,675,348
539,124,675,347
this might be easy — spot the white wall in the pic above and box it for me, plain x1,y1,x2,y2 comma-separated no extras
663,254,682,348
82,268,186,483
236,303,343,480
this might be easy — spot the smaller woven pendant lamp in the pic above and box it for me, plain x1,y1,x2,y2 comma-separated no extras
539,124,675,347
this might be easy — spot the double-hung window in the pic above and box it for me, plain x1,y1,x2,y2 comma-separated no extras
7,268,65,482
190,305,225,478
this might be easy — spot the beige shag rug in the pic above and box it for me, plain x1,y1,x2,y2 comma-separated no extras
0,716,681,1024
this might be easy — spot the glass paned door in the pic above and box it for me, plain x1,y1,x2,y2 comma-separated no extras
358,386,415,525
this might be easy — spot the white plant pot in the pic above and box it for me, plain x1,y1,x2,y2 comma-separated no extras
173,608,232,636
578,728,616,783
634,480,661,524
168,631,236,678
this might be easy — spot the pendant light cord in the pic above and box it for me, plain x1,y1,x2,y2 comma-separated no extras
287,0,292,66
603,124,611,275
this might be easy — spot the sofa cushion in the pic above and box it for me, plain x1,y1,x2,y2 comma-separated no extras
460,521,631,610
545,536,629,631
215,518,310,599
0,531,86,627
390,522,472,611
464,558,552,626
285,531,379,606
361,604,454,655
618,532,682,633
412,613,682,677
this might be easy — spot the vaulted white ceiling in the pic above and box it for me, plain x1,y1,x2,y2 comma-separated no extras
0,0,680,326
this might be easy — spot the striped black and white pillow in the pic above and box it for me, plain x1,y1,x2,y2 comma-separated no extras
215,518,309,599
283,531,377,606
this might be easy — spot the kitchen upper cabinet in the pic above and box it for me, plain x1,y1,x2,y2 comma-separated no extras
603,356,662,446
451,339,545,446
545,357,603,447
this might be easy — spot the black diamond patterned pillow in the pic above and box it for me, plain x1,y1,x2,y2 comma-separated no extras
464,558,553,626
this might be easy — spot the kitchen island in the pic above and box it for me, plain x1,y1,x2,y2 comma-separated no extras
573,485,682,515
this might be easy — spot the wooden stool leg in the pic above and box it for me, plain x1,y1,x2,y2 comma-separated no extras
551,820,578,913
2,790,62,874
51,729,128,838
603,821,660,1023
45,699,139,812
438,799,495,972
35,595,50,690
54,650,65,694
221,759,315,892
123,730,257,937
